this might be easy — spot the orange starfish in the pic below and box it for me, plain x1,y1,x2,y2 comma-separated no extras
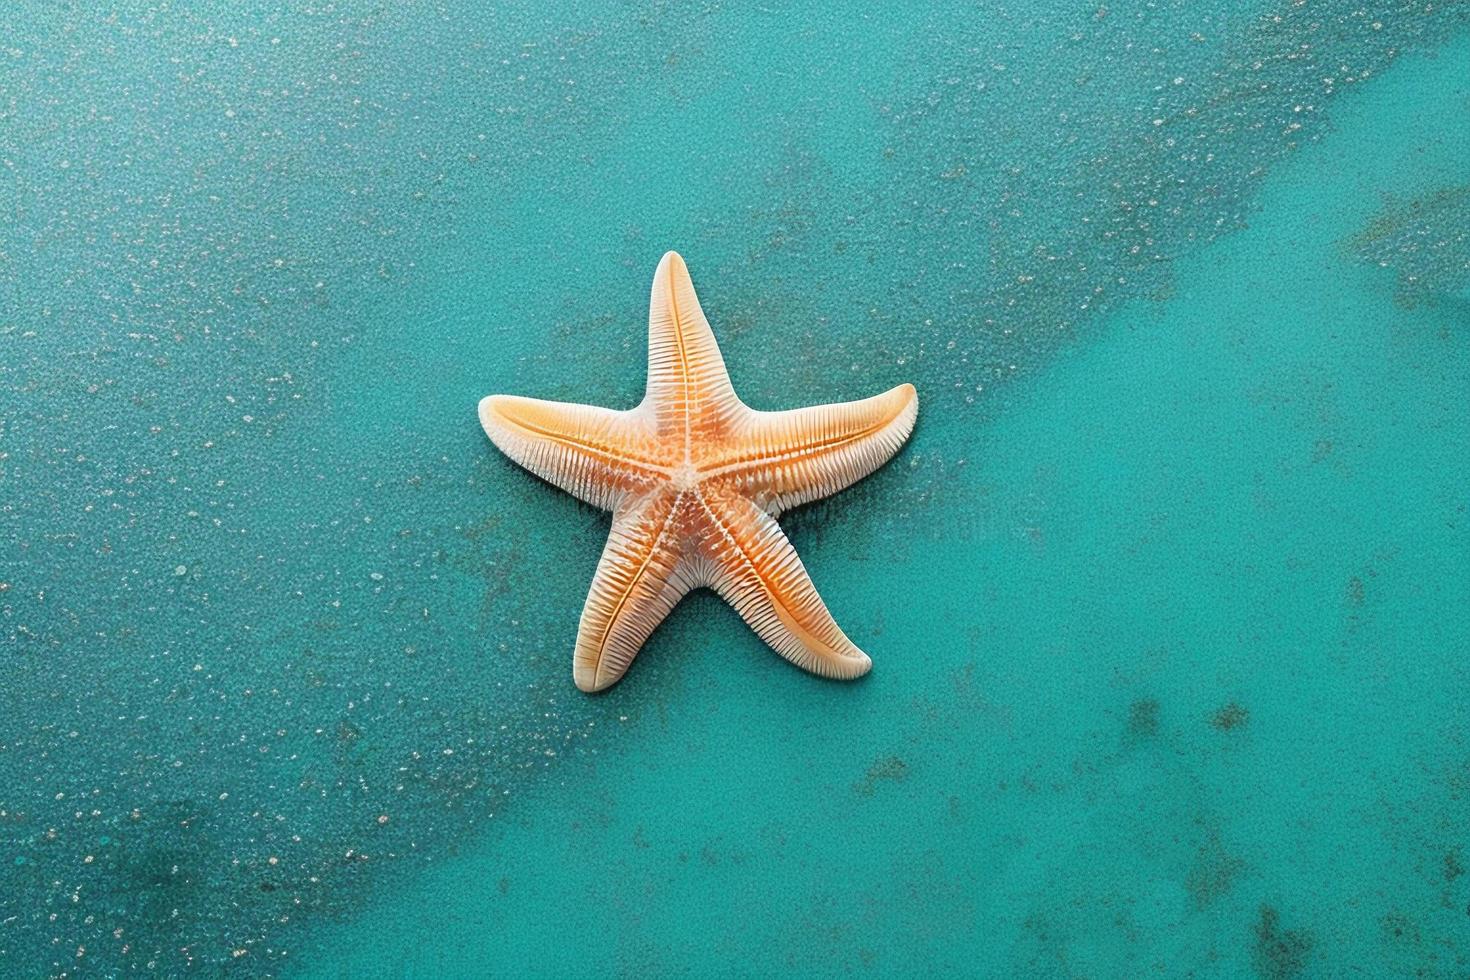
479,252,918,692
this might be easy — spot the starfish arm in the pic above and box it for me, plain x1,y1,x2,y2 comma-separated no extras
645,251,741,438
696,488,872,681
479,394,664,510
712,383,917,513
574,490,694,692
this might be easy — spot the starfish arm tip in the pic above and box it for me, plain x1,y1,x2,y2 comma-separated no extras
477,393,508,436
477,394,536,465
816,639,874,681
833,649,874,681
573,664,613,693
893,381,919,428
779,637,875,683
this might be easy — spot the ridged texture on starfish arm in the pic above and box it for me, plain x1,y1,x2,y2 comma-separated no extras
645,251,743,438
479,250,917,692
717,383,918,514
478,395,661,510
574,490,695,692
698,487,872,680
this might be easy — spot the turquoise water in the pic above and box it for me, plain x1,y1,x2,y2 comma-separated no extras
2,3,1467,977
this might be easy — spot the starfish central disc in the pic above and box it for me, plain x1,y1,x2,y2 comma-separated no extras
672,462,700,491
479,251,918,692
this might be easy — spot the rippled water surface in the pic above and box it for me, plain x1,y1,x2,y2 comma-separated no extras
2,2,1467,976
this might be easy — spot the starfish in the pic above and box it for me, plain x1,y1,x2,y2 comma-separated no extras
478,251,918,692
